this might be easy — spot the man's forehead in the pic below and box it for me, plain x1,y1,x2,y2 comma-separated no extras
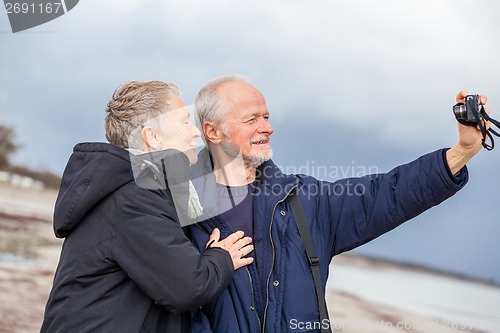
220,82,266,110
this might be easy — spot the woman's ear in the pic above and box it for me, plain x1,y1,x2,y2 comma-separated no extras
203,121,223,144
141,126,161,151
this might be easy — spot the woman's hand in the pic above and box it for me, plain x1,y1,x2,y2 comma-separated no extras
206,228,254,270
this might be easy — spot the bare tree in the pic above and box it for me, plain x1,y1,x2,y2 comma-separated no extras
0,124,20,169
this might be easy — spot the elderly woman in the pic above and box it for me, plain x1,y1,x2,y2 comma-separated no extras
41,81,253,333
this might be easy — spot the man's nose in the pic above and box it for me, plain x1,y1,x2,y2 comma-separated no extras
258,119,274,135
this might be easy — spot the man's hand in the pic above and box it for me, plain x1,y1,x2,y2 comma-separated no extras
455,90,490,149
446,90,490,175
206,228,254,270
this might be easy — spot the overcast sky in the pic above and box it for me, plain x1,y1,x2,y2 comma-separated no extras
1,0,499,282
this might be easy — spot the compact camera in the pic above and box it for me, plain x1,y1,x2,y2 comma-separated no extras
453,94,482,126
452,93,500,150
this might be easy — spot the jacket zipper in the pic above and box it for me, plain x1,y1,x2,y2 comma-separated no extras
261,185,297,333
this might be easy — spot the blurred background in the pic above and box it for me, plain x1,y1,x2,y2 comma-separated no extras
1,0,499,286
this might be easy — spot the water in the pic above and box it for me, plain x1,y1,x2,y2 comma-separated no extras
328,262,500,333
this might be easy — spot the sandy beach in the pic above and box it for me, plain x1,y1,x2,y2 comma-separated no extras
0,181,498,333
0,183,61,333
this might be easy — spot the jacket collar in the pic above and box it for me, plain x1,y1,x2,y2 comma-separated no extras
192,149,298,200
191,149,299,232
252,159,299,204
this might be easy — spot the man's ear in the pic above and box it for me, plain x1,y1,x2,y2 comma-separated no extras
141,126,161,150
203,121,223,144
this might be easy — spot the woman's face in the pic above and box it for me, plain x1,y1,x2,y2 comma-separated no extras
155,96,201,164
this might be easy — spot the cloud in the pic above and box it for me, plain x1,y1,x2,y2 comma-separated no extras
0,0,498,166
1,0,499,171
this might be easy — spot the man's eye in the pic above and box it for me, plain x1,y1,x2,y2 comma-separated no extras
245,118,256,123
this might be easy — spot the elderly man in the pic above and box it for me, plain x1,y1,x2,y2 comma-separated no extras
189,75,488,333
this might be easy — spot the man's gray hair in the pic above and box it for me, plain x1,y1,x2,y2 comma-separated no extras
195,75,249,140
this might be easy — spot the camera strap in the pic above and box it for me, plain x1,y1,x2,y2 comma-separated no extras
478,105,500,150
289,190,332,333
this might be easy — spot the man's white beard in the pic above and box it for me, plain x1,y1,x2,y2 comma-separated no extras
245,149,273,168
220,141,273,169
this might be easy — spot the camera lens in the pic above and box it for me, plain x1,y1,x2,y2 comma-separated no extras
453,104,467,120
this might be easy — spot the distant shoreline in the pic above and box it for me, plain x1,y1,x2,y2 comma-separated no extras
338,252,500,288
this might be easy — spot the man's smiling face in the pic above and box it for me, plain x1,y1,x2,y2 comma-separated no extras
218,81,274,168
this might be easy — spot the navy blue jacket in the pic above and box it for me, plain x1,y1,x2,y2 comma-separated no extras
189,149,468,333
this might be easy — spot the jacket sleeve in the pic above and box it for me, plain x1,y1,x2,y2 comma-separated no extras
318,149,468,257
112,186,234,314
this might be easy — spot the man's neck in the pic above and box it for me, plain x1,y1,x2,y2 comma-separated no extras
212,153,256,186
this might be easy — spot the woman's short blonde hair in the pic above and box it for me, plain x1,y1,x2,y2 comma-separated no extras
104,80,180,148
